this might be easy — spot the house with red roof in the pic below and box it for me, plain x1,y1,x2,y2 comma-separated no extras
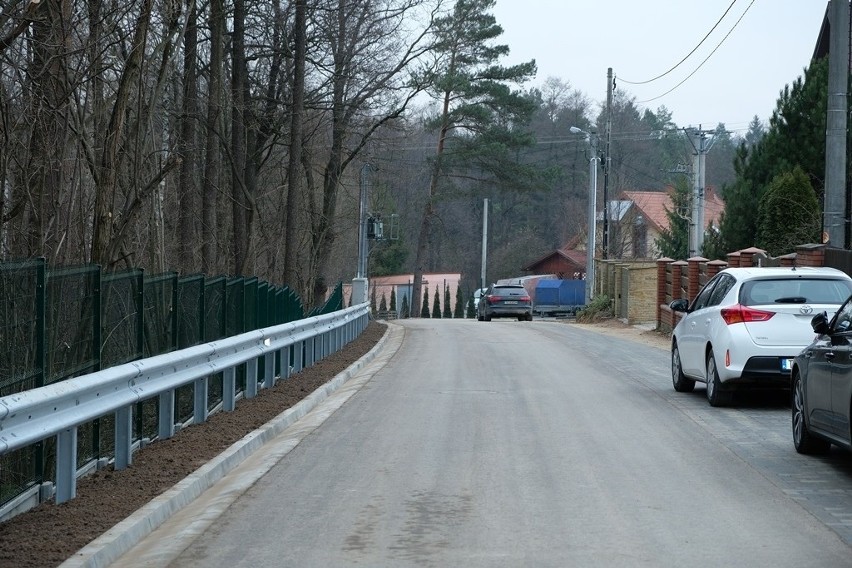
521,235,587,279
521,187,725,276
609,187,725,259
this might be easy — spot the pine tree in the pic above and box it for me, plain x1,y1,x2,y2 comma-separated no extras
454,284,464,318
655,178,691,260
390,288,397,317
432,284,442,318
466,296,475,318
401,295,410,319
421,287,430,318
379,293,388,314
410,0,542,316
719,57,828,253
443,285,452,318
370,286,377,317
757,166,820,256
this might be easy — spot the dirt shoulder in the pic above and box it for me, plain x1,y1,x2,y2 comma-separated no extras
569,318,671,351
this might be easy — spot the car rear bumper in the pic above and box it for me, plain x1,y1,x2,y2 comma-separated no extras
722,356,792,387
485,307,532,317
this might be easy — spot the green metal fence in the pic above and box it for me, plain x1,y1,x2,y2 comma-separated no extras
0,258,344,507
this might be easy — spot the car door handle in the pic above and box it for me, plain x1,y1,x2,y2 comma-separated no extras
825,351,836,361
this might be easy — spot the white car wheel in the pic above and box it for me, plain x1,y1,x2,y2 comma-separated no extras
706,349,732,407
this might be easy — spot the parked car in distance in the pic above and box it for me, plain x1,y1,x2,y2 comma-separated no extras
792,296,852,454
477,284,533,321
472,287,487,319
670,266,852,407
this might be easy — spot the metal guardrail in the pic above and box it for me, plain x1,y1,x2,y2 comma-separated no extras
0,303,369,506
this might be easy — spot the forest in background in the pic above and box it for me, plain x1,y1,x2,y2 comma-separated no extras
3,0,819,308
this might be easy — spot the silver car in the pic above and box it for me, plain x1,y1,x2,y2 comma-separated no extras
670,266,852,407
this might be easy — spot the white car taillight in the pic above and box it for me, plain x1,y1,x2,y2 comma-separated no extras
720,304,775,325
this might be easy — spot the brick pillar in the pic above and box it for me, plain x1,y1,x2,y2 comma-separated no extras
796,244,825,267
727,251,741,267
656,257,674,328
687,256,707,302
671,261,688,300
778,253,796,267
738,247,767,267
706,259,728,280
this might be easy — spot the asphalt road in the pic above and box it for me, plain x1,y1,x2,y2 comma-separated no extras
111,319,852,567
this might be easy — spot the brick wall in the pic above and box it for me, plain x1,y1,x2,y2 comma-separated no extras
655,243,830,333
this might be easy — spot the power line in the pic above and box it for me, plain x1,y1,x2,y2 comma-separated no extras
635,0,756,105
619,0,740,86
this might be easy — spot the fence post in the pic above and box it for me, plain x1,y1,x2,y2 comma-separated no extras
670,261,688,300
796,244,826,267
706,260,728,280
726,250,741,268
687,256,707,302
656,257,673,329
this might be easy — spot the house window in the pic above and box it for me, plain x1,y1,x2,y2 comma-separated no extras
632,215,647,258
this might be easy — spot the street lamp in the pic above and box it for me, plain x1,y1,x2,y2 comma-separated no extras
570,126,599,303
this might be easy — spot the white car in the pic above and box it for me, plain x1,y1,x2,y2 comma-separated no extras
670,266,852,407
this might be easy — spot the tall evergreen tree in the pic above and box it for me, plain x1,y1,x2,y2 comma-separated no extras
718,57,829,253
401,294,410,319
454,284,464,318
410,0,539,315
390,288,397,314
655,178,691,260
757,166,820,256
421,286,430,318
443,285,452,318
432,284,442,318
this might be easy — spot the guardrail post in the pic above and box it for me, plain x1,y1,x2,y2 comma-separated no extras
306,337,315,367
115,405,133,469
246,360,258,398
194,377,209,423
278,347,290,380
294,342,303,372
263,353,274,389
158,391,176,439
56,427,78,504
223,367,236,411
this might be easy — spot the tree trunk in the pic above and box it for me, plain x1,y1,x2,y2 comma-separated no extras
230,0,249,275
283,0,307,290
25,0,71,261
201,0,224,274
91,0,153,266
178,0,199,273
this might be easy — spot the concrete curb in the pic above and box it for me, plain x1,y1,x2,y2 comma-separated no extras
61,323,402,568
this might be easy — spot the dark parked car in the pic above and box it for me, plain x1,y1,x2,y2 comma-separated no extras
477,284,533,321
792,295,852,454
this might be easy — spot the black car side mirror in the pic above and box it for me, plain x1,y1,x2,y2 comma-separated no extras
811,312,830,335
669,299,688,313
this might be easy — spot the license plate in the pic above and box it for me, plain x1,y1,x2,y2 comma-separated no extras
504,300,518,305
781,358,793,372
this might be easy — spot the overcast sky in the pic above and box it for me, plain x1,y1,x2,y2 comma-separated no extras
491,0,828,134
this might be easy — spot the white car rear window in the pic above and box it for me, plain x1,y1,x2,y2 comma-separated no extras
740,278,852,306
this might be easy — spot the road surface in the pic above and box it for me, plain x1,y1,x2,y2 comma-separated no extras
111,319,852,567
